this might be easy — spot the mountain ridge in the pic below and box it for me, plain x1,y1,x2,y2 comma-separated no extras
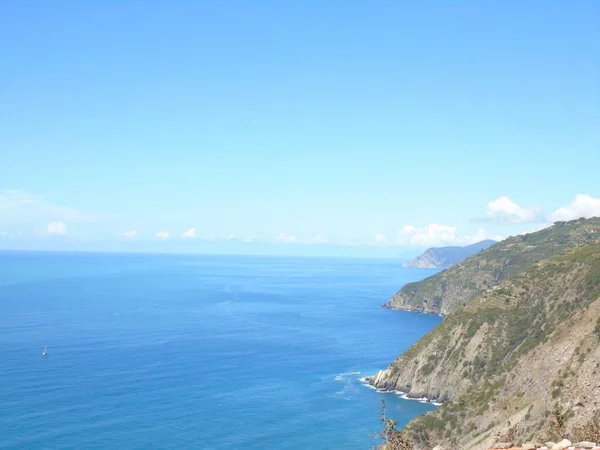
384,218,600,315
402,240,496,269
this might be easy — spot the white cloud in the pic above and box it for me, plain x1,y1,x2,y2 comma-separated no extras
375,233,388,244
551,194,600,221
464,227,488,244
485,197,543,224
276,233,296,243
156,231,170,239
0,189,118,224
394,224,492,247
225,234,254,243
120,230,139,238
47,221,67,235
396,224,458,246
274,234,327,244
0,231,7,238
493,234,505,242
182,228,196,238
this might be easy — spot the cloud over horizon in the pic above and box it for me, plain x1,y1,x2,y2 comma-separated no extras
0,189,118,224
551,194,600,221
274,234,327,244
4,186,598,254
120,230,139,238
397,224,457,246
47,221,67,235
182,228,196,238
395,224,490,247
275,233,296,243
484,197,544,224
374,233,388,244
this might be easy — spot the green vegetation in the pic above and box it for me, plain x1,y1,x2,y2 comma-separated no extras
551,379,564,399
373,401,414,450
394,241,600,385
543,405,571,441
376,239,600,449
405,378,505,447
385,217,600,314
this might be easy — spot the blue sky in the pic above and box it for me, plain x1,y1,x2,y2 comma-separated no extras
1,1,599,257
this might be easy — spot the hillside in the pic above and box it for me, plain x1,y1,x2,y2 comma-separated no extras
384,217,600,315
402,240,496,269
370,242,600,449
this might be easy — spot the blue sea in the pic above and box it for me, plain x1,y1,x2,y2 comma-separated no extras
0,251,441,449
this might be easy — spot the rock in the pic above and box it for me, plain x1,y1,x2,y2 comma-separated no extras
573,443,597,449
545,443,556,449
431,446,444,450
493,443,514,449
522,443,536,450
550,439,571,450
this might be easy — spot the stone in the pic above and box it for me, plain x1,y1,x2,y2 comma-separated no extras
431,446,444,450
550,439,571,450
573,443,597,449
545,443,556,448
522,443,536,450
493,443,515,449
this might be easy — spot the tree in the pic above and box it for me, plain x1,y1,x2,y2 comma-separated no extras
373,400,414,450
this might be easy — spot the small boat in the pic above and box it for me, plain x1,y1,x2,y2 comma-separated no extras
42,346,47,356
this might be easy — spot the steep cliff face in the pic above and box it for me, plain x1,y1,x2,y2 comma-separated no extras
370,243,600,449
384,218,600,315
402,240,496,269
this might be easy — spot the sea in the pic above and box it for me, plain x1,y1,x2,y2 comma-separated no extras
0,251,441,449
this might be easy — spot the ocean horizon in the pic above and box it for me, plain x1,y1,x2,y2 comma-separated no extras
0,251,441,449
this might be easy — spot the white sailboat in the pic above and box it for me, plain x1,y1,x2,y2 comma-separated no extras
42,346,47,356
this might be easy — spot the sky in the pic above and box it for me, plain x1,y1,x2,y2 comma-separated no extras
1,1,599,257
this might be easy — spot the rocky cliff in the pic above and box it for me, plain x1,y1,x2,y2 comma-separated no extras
384,218,600,315
370,241,600,449
402,240,496,269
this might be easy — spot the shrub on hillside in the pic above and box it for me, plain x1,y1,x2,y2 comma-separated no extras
373,401,414,450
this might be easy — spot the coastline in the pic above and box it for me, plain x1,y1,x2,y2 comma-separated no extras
381,302,446,318
360,375,443,407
